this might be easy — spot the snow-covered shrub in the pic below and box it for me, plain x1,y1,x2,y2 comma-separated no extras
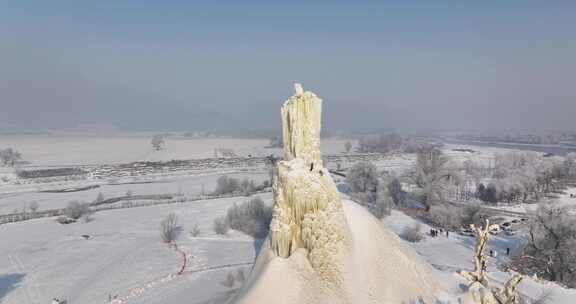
400,223,423,242
81,209,95,223
213,217,229,235
56,216,75,224
214,175,239,195
160,213,181,243
64,201,90,220
226,197,272,239
190,222,201,237
236,269,246,284
427,204,462,230
221,272,235,288
94,192,105,204
213,175,263,196
29,201,39,214
344,141,352,153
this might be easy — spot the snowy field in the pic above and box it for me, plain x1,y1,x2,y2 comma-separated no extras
0,192,271,304
1,135,575,303
0,134,352,167
0,172,269,215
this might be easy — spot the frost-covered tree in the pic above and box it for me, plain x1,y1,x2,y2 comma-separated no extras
346,161,394,218
477,152,572,204
344,141,352,153
214,175,238,195
372,183,392,219
428,204,463,230
461,220,523,304
213,217,229,235
563,152,576,178
410,147,454,210
95,192,105,204
346,161,379,196
151,135,165,151
512,202,576,287
225,197,272,239
29,201,39,214
357,134,403,153
0,148,22,166
400,223,423,243
386,177,404,206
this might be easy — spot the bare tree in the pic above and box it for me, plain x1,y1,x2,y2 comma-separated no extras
160,213,181,243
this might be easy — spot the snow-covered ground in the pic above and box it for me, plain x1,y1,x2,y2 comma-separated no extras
0,191,271,304
487,187,576,215
1,136,575,303
3,194,574,304
0,134,353,167
384,210,576,304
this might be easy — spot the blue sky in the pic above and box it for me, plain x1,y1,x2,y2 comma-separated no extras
1,1,575,133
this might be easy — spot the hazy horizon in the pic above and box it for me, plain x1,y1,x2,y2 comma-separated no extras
1,1,575,134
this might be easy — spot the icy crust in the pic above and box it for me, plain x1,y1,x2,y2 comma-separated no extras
269,158,350,283
281,87,323,166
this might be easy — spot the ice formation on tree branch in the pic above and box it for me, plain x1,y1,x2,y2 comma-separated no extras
460,220,523,304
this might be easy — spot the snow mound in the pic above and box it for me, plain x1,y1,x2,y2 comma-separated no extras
229,199,441,304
